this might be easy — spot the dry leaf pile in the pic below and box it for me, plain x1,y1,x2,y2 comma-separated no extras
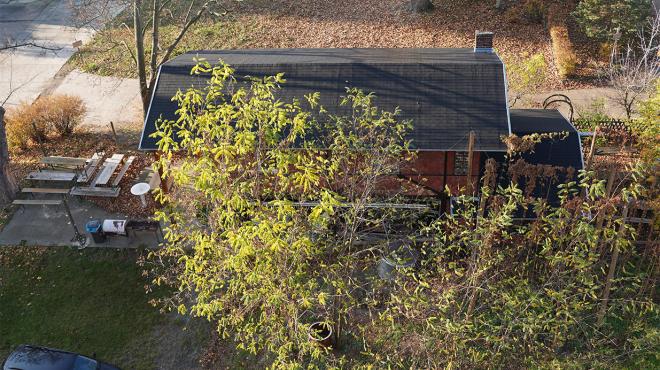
222,0,602,90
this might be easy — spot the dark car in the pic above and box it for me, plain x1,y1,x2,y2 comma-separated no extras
2,345,120,370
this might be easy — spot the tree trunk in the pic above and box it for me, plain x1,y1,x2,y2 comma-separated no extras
0,107,18,205
410,0,433,13
134,0,149,114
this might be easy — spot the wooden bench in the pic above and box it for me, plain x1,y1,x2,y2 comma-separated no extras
70,186,120,198
12,199,63,206
26,171,76,182
112,155,135,187
41,156,88,167
78,153,103,183
21,188,70,194
91,154,124,187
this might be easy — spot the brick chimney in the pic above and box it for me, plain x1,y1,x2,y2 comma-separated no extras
474,31,494,53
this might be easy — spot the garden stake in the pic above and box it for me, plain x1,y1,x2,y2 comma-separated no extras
597,202,629,326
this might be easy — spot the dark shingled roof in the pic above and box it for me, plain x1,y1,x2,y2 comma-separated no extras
139,48,510,151
509,109,584,170
483,109,584,210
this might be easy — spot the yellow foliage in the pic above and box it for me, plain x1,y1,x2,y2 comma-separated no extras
5,101,49,151
548,5,579,79
5,94,86,152
549,25,578,78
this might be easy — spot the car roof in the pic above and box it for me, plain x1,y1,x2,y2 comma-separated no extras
3,345,122,370
3,345,77,370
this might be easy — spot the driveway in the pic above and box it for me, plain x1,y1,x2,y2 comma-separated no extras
0,0,96,106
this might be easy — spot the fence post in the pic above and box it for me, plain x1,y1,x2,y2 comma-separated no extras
109,121,118,144
585,126,599,171
466,131,476,195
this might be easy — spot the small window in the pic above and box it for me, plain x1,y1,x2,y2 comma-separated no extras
454,152,469,176
450,196,480,217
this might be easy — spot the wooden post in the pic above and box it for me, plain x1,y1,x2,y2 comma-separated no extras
585,126,599,171
596,168,618,255
109,121,118,144
466,131,476,195
597,202,629,326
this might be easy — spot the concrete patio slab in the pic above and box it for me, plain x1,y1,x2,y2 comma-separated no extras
0,197,161,248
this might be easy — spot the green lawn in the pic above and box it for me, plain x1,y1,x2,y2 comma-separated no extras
0,247,166,369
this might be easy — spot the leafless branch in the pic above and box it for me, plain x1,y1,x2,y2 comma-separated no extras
1,51,41,107
0,42,62,52
158,0,218,67
606,13,660,119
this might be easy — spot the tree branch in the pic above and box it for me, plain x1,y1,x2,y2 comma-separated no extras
157,0,217,67
0,42,62,52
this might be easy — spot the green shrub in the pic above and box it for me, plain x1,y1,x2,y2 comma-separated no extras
633,80,660,161
574,98,610,130
507,52,547,106
573,0,653,43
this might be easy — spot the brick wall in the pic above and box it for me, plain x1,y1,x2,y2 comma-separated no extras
398,151,481,195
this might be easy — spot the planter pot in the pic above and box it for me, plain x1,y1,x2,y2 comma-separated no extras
377,240,418,280
308,322,333,347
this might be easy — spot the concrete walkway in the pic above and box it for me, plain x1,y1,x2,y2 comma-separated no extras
0,198,161,248
52,69,143,128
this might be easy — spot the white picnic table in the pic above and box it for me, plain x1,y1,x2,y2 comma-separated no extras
25,152,134,198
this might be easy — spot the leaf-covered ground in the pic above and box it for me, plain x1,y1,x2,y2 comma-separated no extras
70,0,603,90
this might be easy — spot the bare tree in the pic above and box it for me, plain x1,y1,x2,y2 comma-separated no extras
72,0,230,114
607,14,660,119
